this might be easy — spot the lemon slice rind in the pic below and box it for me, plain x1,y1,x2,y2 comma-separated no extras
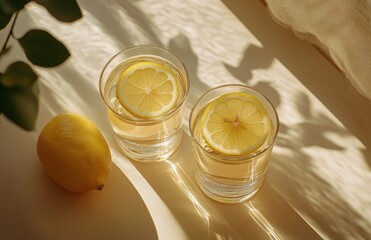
201,92,271,155
116,61,179,119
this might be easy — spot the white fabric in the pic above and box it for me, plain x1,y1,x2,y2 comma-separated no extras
266,0,371,100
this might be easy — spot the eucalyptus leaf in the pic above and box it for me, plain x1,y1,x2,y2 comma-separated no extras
35,0,82,23
0,61,38,88
18,29,70,67
0,0,30,15
0,81,39,131
0,12,12,29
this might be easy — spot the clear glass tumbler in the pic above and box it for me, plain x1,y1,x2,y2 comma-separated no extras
189,84,279,203
100,46,189,162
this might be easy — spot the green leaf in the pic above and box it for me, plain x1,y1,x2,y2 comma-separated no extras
0,12,12,29
0,81,39,131
0,61,38,88
0,0,30,15
18,29,70,67
35,0,82,23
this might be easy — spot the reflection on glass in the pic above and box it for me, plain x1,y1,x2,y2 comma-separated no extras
99,46,189,162
189,84,279,204
167,160,239,240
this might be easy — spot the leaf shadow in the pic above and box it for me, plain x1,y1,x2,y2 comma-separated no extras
222,0,371,168
220,1,371,239
224,44,274,81
168,33,209,113
80,0,162,47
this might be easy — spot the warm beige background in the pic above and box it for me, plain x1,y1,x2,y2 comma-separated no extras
1,0,370,239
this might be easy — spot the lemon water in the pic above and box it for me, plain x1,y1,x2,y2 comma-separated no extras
104,56,186,161
191,103,275,203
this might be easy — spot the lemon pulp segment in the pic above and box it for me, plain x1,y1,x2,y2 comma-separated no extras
201,92,271,155
116,61,179,119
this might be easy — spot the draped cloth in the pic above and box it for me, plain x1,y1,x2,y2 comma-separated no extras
265,0,371,100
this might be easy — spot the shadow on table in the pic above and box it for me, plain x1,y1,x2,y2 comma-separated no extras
0,119,157,240
131,134,321,240
80,0,162,47
221,1,371,239
221,0,371,166
21,0,370,238
130,33,321,240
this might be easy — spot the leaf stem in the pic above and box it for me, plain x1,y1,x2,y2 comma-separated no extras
0,12,19,56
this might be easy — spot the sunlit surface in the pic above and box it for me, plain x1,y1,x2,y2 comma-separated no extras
1,0,370,239
245,202,282,240
167,161,211,223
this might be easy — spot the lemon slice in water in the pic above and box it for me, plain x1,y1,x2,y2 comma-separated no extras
116,61,179,118
201,92,271,155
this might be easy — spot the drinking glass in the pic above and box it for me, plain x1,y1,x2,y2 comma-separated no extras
100,46,189,162
189,84,279,203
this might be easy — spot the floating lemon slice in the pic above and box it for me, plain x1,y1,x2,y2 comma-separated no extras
116,61,179,118
201,92,271,155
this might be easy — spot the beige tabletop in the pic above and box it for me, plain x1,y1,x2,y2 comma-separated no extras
1,0,370,239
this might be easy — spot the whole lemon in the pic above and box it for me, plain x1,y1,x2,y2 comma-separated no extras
37,113,111,192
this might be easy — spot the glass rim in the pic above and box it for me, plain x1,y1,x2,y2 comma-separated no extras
99,45,190,124
189,84,280,162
